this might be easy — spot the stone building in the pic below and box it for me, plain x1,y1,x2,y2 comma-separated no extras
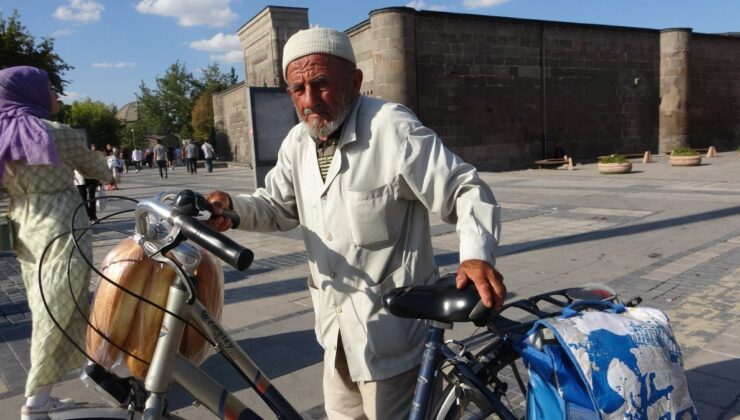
212,81,248,163
213,6,740,171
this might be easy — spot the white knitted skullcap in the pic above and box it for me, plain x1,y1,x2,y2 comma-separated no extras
282,27,356,80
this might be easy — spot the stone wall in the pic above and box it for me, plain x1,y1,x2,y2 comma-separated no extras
237,6,308,88
689,33,740,151
214,7,308,165
220,6,740,170
660,29,691,153
212,82,250,165
354,9,666,169
351,9,739,169
544,23,660,160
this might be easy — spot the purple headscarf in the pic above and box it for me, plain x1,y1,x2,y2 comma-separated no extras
0,66,60,181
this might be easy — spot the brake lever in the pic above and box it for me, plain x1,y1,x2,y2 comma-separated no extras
171,189,240,228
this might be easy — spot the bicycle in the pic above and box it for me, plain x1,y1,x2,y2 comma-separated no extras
44,189,637,419
384,278,640,419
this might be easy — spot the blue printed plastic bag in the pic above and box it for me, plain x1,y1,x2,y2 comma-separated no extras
519,301,699,419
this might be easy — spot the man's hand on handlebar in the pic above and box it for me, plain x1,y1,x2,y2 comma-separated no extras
205,191,233,232
456,260,506,312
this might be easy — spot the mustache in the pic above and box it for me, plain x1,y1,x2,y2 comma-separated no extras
303,105,329,116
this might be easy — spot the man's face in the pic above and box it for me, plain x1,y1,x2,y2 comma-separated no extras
285,54,362,140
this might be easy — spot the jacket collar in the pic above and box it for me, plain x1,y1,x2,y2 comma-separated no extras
320,97,363,193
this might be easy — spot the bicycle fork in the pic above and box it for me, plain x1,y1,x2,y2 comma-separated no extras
143,278,189,418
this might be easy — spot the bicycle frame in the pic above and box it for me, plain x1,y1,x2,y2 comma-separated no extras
111,193,626,420
408,322,518,420
127,194,299,419
140,267,302,420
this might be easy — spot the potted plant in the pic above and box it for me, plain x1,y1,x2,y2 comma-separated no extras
597,154,632,174
669,148,701,166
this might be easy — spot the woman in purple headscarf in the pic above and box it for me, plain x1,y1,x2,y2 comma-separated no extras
0,66,111,419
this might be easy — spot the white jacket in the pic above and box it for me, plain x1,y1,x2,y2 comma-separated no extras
231,96,500,380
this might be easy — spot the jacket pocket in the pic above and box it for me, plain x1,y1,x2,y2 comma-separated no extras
344,184,405,248
360,268,425,359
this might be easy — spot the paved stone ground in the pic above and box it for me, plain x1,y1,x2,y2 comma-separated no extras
0,153,739,419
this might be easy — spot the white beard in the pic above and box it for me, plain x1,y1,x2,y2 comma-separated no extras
299,95,355,139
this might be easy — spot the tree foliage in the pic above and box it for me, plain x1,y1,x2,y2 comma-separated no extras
136,62,239,141
0,10,72,93
60,99,122,149
135,61,199,139
191,92,213,141
190,63,239,142
198,63,238,92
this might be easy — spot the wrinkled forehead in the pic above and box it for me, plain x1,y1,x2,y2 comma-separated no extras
286,54,352,82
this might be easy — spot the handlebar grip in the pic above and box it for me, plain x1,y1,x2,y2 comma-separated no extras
221,209,240,229
176,215,253,271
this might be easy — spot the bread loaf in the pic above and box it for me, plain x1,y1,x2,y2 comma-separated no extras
124,262,176,379
87,239,225,380
86,238,153,368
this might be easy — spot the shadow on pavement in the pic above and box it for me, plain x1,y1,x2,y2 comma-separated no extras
685,358,740,419
166,329,322,411
499,205,740,256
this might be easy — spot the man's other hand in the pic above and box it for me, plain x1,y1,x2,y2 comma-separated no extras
456,260,505,311
205,191,232,232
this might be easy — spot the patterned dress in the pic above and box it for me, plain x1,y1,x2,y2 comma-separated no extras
2,121,110,396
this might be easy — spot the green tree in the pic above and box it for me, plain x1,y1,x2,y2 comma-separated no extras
191,64,239,142
61,99,122,149
0,10,72,93
136,61,199,139
191,91,213,141
198,63,238,92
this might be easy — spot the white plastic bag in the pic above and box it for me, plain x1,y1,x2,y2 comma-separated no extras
96,186,107,212
521,302,698,419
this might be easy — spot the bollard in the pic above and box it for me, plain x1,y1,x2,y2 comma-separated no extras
642,151,653,164
567,157,574,171
706,146,717,158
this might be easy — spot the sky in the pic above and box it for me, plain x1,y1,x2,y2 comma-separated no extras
1,0,738,109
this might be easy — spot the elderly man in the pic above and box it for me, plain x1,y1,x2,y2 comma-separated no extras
207,27,505,419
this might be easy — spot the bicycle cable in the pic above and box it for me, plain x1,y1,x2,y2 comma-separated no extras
37,195,219,371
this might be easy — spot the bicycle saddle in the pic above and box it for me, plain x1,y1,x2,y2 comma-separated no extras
383,275,490,324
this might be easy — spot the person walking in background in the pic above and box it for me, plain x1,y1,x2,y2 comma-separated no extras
120,146,129,173
153,139,168,179
115,149,124,182
105,147,121,190
201,140,216,173
175,145,183,167
144,147,153,168
0,66,112,419
185,140,199,174
166,145,175,171
73,169,100,222
131,146,143,172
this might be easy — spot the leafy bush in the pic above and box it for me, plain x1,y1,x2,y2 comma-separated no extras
671,148,699,156
598,154,629,164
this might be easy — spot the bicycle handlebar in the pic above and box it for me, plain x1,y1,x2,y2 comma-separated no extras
175,214,253,270
135,194,254,271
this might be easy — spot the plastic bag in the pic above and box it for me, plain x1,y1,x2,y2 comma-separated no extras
96,186,107,212
86,237,224,379
519,301,698,419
